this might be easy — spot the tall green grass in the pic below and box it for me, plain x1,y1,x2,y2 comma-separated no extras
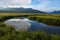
0,23,60,40
0,13,60,40
28,14,60,26
0,13,60,26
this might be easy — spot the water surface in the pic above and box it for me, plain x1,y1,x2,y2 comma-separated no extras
5,18,60,34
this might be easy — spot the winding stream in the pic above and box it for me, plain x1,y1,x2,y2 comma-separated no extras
5,18,60,34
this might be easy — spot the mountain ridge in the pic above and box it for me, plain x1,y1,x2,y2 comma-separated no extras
0,8,45,13
48,11,60,14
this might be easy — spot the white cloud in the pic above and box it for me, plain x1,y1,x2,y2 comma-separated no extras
0,0,31,6
8,5,32,8
12,0,31,5
0,0,60,12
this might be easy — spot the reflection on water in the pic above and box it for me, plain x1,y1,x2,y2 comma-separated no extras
5,18,60,34
5,18,31,30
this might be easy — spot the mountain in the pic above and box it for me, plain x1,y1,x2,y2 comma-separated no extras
49,11,60,14
0,8,45,13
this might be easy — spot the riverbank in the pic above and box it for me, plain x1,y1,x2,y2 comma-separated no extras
0,23,60,40
0,13,60,26
0,13,60,40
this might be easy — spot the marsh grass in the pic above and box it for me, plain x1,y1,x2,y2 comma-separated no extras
0,23,60,40
0,13,60,26
0,13,60,40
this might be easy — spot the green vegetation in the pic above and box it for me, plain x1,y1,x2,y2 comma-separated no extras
0,13,60,40
0,23,60,40
28,14,60,26
0,13,60,26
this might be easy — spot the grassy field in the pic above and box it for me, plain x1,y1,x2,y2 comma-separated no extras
28,14,60,26
0,23,60,40
0,13,60,40
0,13,60,26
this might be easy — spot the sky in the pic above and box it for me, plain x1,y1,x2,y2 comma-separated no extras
0,0,60,12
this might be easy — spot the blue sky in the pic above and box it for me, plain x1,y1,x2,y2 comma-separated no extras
0,0,60,12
